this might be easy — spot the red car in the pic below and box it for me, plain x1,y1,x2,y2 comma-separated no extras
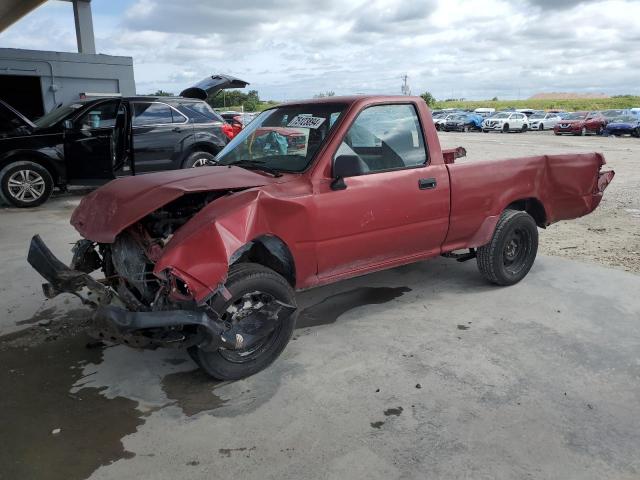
29,96,614,380
554,111,606,136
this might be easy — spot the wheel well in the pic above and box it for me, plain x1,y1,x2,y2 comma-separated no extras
506,198,547,227
229,235,296,287
0,155,60,185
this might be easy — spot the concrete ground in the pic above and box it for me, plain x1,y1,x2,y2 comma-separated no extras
1,131,639,479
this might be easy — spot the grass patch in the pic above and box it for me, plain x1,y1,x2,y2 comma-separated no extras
433,96,640,111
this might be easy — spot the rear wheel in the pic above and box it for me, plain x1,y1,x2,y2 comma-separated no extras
476,209,538,286
190,263,297,380
182,151,217,168
0,160,54,208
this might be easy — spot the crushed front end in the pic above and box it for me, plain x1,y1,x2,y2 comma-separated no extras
27,192,295,355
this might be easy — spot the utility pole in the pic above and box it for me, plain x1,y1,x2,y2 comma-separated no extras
401,74,411,96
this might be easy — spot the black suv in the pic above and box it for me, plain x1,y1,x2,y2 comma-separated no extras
0,74,248,207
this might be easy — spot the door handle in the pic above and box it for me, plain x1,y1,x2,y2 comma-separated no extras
172,127,183,132
418,178,437,190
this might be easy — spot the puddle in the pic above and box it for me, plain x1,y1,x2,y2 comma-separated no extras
0,331,144,480
383,406,404,417
161,369,227,416
296,286,411,328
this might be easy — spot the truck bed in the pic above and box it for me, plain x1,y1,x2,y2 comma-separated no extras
442,153,614,252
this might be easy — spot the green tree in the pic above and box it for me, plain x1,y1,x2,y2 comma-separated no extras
491,96,499,101
148,89,174,96
420,91,436,106
206,90,264,111
313,91,336,98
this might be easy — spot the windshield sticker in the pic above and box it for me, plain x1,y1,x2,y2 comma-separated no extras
287,115,326,129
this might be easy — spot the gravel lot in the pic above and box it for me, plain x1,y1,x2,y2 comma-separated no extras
439,130,640,273
1,129,639,480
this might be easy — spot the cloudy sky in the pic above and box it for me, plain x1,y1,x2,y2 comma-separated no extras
1,0,639,100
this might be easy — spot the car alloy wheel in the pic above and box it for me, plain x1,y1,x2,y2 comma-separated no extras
6,169,46,203
192,157,214,167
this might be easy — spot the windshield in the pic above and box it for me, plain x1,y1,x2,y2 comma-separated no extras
216,103,347,172
601,109,624,118
563,112,587,120
612,116,636,123
492,113,510,119
33,102,87,128
529,113,545,119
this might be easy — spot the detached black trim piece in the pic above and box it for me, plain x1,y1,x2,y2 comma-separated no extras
27,234,109,300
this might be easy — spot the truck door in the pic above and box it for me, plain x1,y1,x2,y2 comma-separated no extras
313,103,451,280
130,101,191,173
64,100,131,183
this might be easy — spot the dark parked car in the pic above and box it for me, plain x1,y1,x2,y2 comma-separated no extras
604,115,640,137
0,74,248,207
442,113,484,132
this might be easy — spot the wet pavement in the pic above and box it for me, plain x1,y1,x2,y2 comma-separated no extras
1,255,639,479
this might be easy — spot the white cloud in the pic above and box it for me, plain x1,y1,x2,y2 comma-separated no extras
1,0,639,100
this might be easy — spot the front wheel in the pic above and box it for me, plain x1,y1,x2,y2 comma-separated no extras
521,124,528,132
190,263,297,380
0,160,54,208
476,209,538,286
502,123,510,133
633,128,640,138
539,123,544,131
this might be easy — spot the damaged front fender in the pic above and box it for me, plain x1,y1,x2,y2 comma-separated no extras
154,187,310,303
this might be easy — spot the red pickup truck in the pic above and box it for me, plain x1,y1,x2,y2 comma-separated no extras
28,95,614,380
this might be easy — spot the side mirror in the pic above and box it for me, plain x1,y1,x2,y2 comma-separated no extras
63,119,74,130
331,154,369,191
333,154,368,178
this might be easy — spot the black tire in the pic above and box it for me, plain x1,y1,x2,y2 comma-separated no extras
554,131,561,136
0,160,54,208
502,123,509,133
521,124,528,132
190,263,297,380
182,151,217,168
539,123,544,131
577,127,586,136
633,128,640,138
476,209,538,286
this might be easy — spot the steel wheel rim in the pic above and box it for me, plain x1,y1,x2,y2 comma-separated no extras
218,291,282,363
7,169,46,202
503,227,531,275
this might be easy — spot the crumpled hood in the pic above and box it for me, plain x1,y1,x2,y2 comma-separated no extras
71,166,278,243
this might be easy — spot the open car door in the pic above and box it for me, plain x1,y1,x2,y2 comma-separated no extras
179,74,249,100
64,99,132,184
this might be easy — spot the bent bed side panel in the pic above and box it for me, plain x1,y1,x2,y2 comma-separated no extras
442,153,606,251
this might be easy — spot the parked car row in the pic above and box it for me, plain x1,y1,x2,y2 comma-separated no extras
435,107,640,137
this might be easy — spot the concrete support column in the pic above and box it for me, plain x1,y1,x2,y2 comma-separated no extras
72,0,95,54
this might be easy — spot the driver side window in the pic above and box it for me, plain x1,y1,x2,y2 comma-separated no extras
335,104,427,175
77,101,118,129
